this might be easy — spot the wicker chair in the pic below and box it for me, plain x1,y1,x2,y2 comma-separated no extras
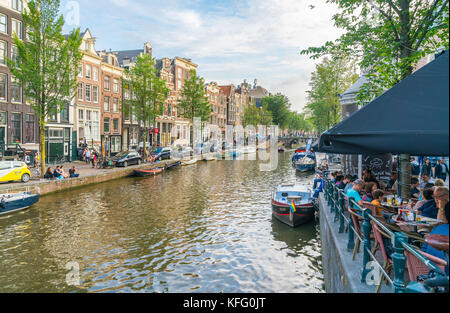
405,248,447,283
348,208,364,260
370,219,393,293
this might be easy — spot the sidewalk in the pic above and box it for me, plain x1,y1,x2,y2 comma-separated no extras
0,159,176,195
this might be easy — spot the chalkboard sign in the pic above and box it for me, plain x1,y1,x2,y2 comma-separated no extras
362,154,392,183
343,154,359,177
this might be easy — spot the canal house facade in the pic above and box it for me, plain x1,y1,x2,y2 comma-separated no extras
0,0,39,158
74,29,102,155
98,50,123,156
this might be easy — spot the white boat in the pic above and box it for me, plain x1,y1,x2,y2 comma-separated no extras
181,158,198,166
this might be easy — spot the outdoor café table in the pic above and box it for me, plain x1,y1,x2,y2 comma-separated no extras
385,215,444,243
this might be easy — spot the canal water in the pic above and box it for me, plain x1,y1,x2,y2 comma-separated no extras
0,152,324,293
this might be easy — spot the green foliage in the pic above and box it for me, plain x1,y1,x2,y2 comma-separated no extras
301,0,449,103
7,0,82,123
304,55,358,132
177,69,211,123
241,100,273,127
7,0,83,173
122,53,169,154
287,112,311,132
261,93,292,129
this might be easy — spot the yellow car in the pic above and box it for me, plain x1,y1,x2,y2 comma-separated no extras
0,161,31,183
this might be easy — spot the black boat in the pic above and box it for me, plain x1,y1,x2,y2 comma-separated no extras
271,183,315,227
165,161,181,169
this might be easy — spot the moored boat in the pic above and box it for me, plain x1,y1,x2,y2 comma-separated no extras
133,167,164,177
203,155,217,161
271,183,315,227
0,187,40,215
294,155,316,172
165,161,181,169
181,158,198,166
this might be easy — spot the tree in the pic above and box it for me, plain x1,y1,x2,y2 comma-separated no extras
305,55,358,132
242,102,262,128
122,54,169,157
301,0,449,198
177,69,210,146
287,112,311,132
261,94,292,130
7,0,82,175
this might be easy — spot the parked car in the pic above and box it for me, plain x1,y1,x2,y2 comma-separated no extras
0,161,31,183
154,147,172,161
111,151,142,167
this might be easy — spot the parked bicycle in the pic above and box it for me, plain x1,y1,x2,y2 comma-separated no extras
96,155,114,169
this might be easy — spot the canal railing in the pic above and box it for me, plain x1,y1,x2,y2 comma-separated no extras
322,177,448,293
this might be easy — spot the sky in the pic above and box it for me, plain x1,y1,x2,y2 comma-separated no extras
61,0,342,112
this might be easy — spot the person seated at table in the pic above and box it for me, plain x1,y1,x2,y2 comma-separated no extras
413,188,434,211
410,177,420,199
344,176,357,194
434,179,445,188
416,186,446,219
387,172,397,189
421,187,448,274
339,175,352,191
435,186,449,224
335,175,344,189
420,173,435,189
346,179,365,211
363,169,380,188
330,171,338,183
362,182,377,202
371,189,384,216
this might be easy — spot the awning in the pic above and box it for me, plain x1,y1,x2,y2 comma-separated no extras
317,51,449,156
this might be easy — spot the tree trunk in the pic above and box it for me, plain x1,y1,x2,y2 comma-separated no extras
143,126,147,159
40,122,46,177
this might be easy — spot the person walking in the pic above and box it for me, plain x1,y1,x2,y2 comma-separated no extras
435,158,449,182
84,148,91,165
421,158,433,177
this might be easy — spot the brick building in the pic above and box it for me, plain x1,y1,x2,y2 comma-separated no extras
98,50,123,156
0,0,39,158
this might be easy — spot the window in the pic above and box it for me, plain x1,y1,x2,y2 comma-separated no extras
78,83,84,101
78,109,84,121
104,76,110,90
11,44,18,64
113,118,119,131
85,84,91,102
78,64,83,77
178,68,182,79
12,0,23,12
85,64,91,79
167,103,172,116
113,78,119,93
113,98,119,112
11,76,22,103
104,96,110,112
0,14,6,33
61,102,69,122
93,67,98,81
93,86,98,103
11,19,23,40
177,80,182,90
0,41,6,65
10,113,21,143
104,118,110,133
24,114,34,143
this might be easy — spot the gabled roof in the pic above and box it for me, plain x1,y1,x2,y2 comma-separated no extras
219,85,232,97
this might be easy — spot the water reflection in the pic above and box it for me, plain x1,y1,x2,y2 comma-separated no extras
0,152,323,293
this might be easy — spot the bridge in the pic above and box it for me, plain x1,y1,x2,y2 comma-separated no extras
278,135,319,148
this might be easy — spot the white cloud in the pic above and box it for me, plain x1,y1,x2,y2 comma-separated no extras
90,0,343,111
